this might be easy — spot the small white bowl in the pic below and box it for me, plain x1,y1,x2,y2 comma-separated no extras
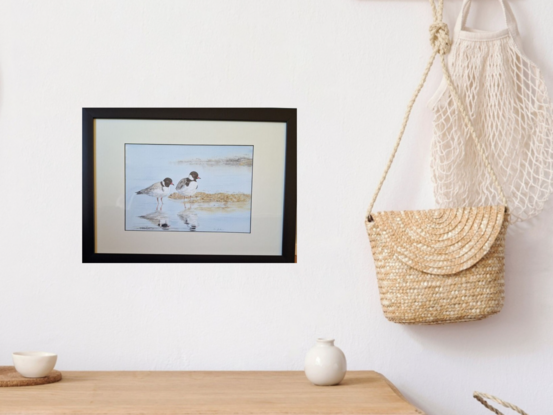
13,352,57,378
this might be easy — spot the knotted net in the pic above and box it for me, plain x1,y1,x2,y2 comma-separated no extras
429,0,553,222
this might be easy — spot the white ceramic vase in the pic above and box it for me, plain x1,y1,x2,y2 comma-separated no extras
304,338,347,386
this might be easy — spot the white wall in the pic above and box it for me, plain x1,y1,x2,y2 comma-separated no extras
1,0,552,413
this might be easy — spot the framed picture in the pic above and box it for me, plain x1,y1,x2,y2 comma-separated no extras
83,108,296,263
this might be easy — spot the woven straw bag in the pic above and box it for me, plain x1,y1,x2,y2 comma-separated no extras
365,0,509,325
474,392,528,415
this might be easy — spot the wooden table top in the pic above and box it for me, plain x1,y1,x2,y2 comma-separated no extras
0,371,424,415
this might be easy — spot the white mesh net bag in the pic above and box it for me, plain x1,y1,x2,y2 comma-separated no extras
429,0,553,222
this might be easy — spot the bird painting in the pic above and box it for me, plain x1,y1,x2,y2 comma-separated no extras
176,171,200,209
136,177,174,209
125,144,253,233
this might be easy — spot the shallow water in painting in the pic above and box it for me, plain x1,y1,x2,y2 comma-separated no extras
125,196,251,233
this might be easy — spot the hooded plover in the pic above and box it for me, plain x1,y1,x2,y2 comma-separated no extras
136,177,174,207
176,171,200,209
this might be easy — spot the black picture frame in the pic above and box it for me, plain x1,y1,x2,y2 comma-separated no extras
83,108,296,263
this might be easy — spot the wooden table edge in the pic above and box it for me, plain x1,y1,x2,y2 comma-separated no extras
374,372,426,415
0,370,426,415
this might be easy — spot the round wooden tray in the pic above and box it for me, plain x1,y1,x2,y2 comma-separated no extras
0,366,62,387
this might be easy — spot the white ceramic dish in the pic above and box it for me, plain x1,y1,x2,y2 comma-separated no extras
12,352,57,378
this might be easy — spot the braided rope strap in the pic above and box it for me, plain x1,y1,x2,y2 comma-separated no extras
366,0,507,221
474,392,529,415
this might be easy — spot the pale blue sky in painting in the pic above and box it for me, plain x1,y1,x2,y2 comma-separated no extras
126,144,252,165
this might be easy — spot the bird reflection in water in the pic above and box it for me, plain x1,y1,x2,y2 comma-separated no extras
157,219,171,230
139,211,171,230
178,211,199,232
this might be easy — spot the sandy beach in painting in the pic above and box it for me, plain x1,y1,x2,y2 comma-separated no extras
125,145,253,233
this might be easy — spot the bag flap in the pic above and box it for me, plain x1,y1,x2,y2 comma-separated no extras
367,205,506,275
